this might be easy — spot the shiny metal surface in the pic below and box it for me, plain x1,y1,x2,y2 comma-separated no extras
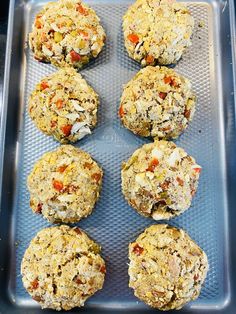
0,0,236,313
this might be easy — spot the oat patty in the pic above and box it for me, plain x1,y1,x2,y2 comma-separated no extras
27,145,103,223
21,225,106,310
29,0,106,69
121,140,201,220
119,66,196,139
28,68,99,143
123,0,194,65
129,224,208,310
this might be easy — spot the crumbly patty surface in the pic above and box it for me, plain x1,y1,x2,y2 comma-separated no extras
28,68,99,143
21,225,106,311
119,66,196,139
129,224,208,310
27,145,103,223
29,0,106,69
123,0,194,66
121,140,201,220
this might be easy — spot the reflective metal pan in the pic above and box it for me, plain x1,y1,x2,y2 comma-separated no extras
0,0,236,313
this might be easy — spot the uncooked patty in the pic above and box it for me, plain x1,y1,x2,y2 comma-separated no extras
121,140,201,220
119,66,196,139
129,224,208,310
27,145,103,223
29,0,106,69
21,225,106,311
28,68,99,143
123,0,194,65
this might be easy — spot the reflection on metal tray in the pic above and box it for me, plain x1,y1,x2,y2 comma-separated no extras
0,0,236,313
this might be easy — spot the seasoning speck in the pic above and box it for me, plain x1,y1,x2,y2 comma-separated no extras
198,20,205,28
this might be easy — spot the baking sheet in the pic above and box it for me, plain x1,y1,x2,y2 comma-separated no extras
0,0,236,313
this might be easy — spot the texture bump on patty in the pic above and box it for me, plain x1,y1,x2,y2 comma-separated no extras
121,140,201,220
119,66,196,139
123,0,194,65
29,0,106,69
21,225,106,311
129,224,208,310
27,145,103,223
28,68,99,143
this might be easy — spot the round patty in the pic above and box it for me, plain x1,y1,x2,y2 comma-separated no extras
27,145,103,223
129,224,208,310
21,225,106,311
28,68,99,143
121,140,201,220
123,0,194,66
29,0,106,69
119,66,196,139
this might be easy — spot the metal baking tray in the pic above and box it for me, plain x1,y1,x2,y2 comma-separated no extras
0,0,236,313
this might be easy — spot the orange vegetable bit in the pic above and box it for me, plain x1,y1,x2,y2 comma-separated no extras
70,50,81,62
74,227,82,235
164,76,179,87
40,32,47,42
163,76,172,84
52,179,64,192
78,30,89,38
84,162,93,170
100,265,106,274
91,172,102,183
50,120,57,128
119,104,125,118
61,124,72,137
146,54,154,64
127,33,139,44
133,243,144,256
176,177,184,186
160,180,170,190
31,278,39,290
76,4,88,15
55,99,64,109
146,158,159,172
161,125,171,132
57,165,67,173
184,108,191,119
75,277,83,284
40,81,49,90
171,80,179,87
35,18,42,29
193,167,202,174
159,92,167,100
